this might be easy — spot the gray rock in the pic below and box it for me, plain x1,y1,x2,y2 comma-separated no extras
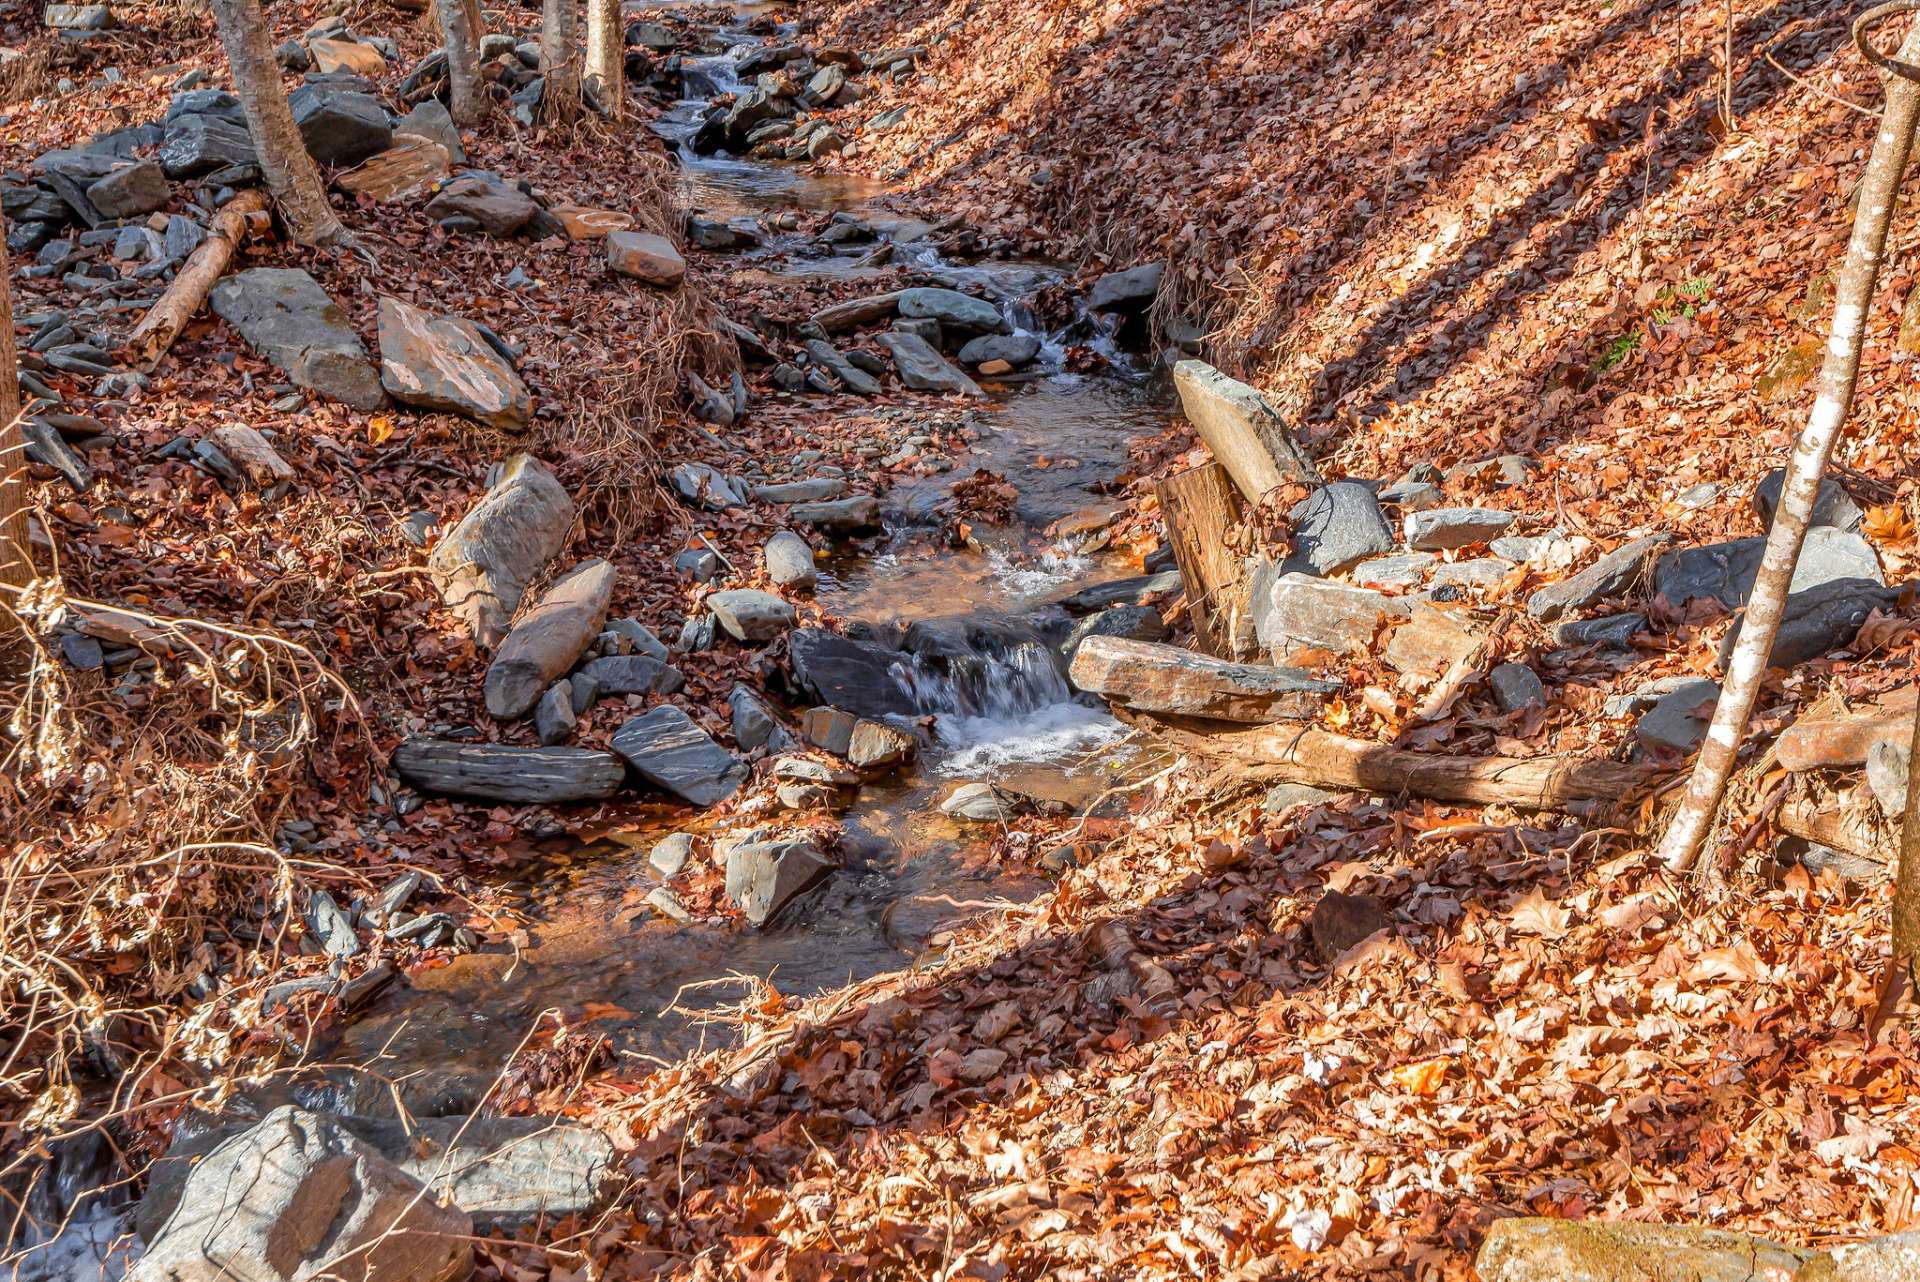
393,738,624,802
611,705,749,807
650,831,694,877
1799,1230,1920,1282
803,338,882,395
1715,576,1898,670
1752,466,1863,533
276,38,310,70
1265,782,1337,812
878,330,984,396
957,332,1042,367
1171,359,1322,502
1526,533,1670,620
1551,612,1645,649
424,172,538,236
1058,570,1184,612
728,684,786,751
61,632,105,669
1069,635,1337,722
848,718,915,771
801,706,857,755
606,230,686,286
158,112,259,178
164,213,206,258
708,588,797,642
1403,506,1517,551
786,629,915,717
1635,679,1720,755
1868,739,1910,815
1061,604,1168,659
377,296,530,429
129,1106,472,1282
209,268,385,410
1250,568,1412,657
764,529,817,590
288,83,393,168
1428,556,1514,589
674,546,721,581
46,4,114,29
1655,528,1882,611
1287,481,1394,575
394,97,464,163
788,494,880,535
85,161,169,220
305,889,359,958
670,461,747,510
897,286,1005,333
1087,262,1164,312
941,781,1008,823
811,290,904,333
579,654,668,694
1377,479,1444,510
605,617,669,662
1488,663,1546,712
725,839,831,926
427,454,572,646
1351,552,1435,589
754,477,846,503
1475,1217,1808,1282
535,680,576,744
1603,675,1701,719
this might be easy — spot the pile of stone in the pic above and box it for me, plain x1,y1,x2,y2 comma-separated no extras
683,42,927,160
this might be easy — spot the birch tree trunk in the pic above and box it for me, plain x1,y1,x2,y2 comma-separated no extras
539,0,582,125
210,0,345,247
1896,700,1920,988
440,0,485,127
584,0,623,119
1656,8,1920,871
0,206,28,623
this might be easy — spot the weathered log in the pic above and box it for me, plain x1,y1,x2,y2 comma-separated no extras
392,736,625,802
1069,635,1337,723
1778,796,1892,873
1155,462,1249,658
1115,707,1658,809
1777,686,1917,770
123,189,269,368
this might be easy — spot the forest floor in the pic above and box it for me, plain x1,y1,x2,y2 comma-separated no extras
6,0,1920,1278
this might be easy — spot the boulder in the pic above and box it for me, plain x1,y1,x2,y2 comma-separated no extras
1061,603,1168,659
1798,1230,1920,1282
130,1106,471,1282
1403,506,1517,551
1655,528,1882,611
941,781,1008,823
427,454,572,645
1526,533,1670,620
46,4,114,28
393,738,624,802
85,161,169,219
1287,481,1394,575
289,83,393,168
336,138,450,202
725,839,831,926
425,173,538,236
579,654,669,694
897,286,1005,333
801,706,857,755
611,705,749,806
1753,466,1863,533
728,684,788,751
670,461,746,510
788,494,881,534
1250,568,1412,656
650,831,694,876
1716,577,1898,670
377,296,529,429
606,230,685,286
210,268,386,410
812,291,903,333
764,529,817,590
158,112,258,178
786,628,915,716
847,718,915,771
1069,635,1338,722
1171,360,1321,503
878,330,984,396
803,338,882,395
1488,662,1547,712
394,97,465,162
483,558,615,719
308,36,387,77
958,332,1042,367
1635,679,1721,755
1087,262,1164,312
708,588,796,642
1475,1217,1808,1282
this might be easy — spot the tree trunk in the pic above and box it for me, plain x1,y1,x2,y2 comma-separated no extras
584,0,622,119
209,0,345,247
1656,12,1920,871
0,205,28,629
1155,463,1248,659
1896,698,1920,984
539,0,581,125
440,0,484,127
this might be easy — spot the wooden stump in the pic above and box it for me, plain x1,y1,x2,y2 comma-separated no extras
1155,462,1248,658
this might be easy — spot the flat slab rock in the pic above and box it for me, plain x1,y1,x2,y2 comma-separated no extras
1172,359,1320,503
1069,635,1337,723
1251,567,1412,656
1655,527,1882,610
611,704,748,807
378,295,530,429
1475,1217,1809,1282
210,267,386,411
427,453,572,645
394,737,625,803
708,587,796,642
483,558,615,719
878,329,983,396
336,138,450,202
1527,532,1670,620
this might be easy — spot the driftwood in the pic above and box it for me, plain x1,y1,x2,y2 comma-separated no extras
1154,462,1248,658
1116,707,1659,809
392,736,626,802
123,189,268,368
1778,796,1892,876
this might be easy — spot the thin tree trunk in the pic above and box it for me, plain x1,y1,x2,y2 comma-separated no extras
1656,14,1920,871
0,206,28,625
210,0,345,247
440,0,484,127
539,0,581,125
584,0,623,119
1896,700,1920,986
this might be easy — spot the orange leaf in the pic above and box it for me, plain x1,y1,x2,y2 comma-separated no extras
1389,1057,1451,1096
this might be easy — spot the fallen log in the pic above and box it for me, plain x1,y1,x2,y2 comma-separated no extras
1114,707,1660,809
1777,796,1892,875
1069,635,1337,723
123,189,269,369
1154,462,1249,658
1777,686,1917,770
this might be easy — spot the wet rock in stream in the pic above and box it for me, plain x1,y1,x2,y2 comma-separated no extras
611,704,749,807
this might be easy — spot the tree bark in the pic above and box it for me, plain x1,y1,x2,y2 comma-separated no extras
1897,697,1920,984
584,0,622,120
210,0,345,247
1155,463,1248,658
1656,12,1920,871
440,0,484,127
0,205,28,630
1114,708,1657,810
124,190,267,368
539,0,582,125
